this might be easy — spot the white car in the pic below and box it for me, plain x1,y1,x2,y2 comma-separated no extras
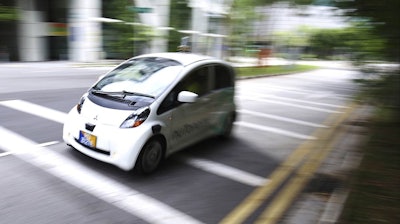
63,53,236,174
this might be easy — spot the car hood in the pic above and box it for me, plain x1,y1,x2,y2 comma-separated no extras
80,98,136,127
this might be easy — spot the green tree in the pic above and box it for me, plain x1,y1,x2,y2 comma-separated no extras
273,26,313,47
102,0,135,58
168,0,191,52
225,0,269,56
0,5,17,21
309,29,342,59
225,0,323,56
335,0,400,62
307,26,385,61
342,24,386,62
102,0,154,59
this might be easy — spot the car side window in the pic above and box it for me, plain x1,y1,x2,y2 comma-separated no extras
180,66,210,96
214,65,234,90
157,66,210,115
157,88,179,115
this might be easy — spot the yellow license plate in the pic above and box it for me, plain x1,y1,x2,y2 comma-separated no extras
78,131,97,148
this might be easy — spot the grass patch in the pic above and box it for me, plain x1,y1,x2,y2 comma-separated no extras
236,64,318,78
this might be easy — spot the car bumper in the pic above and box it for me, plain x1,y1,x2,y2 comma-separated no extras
63,108,152,171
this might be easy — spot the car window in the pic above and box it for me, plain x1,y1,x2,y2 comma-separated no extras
157,66,211,114
214,64,234,90
92,57,182,97
179,66,210,96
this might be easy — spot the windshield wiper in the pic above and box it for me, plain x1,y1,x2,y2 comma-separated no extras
91,89,121,96
121,90,155,99
91,89,154,99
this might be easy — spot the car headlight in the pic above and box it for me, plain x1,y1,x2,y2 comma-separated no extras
120,107,150,128
76,93,88,114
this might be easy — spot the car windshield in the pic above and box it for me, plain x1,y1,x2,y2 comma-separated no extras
92,57,183,97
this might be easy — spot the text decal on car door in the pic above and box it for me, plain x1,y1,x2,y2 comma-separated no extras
172,119,210,141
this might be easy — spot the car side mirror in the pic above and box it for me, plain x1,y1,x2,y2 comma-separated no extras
177,91,198,103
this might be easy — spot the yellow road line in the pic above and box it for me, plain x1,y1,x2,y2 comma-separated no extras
255,104,356,224
255,131,345,223
219,138,315,224
219,103,356,224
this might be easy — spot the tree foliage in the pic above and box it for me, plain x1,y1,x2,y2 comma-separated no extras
102,0,135,59
0,5,17,21
273,26,313,48
335,0,400,61
102,0,154,59
168,0,191,52
309,25,385,60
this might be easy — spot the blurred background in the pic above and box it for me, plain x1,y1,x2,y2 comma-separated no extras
0,1,399,223
0,0,398,63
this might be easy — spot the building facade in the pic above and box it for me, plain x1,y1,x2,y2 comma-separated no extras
1,0,230,62
0,0,172,62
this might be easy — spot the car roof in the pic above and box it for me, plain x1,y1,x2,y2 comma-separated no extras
132,52,216,66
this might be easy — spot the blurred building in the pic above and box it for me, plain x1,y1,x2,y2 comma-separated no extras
1,0,90,62
2,1,345,62
0,0,230,62
0,0,167,62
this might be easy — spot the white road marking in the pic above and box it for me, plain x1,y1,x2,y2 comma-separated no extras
179,156,268,187
237,96,342,113
305,91,337,99
0,151,13,157
237,84,351,99
238,109,328,128
238,91,347,108
0,141,59,157
0,100,67,124
235,121,317,140
0,127,204,224
38,141,60,147
237,84,314,95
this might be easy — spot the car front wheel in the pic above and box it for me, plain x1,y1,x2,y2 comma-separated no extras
135,138,163,174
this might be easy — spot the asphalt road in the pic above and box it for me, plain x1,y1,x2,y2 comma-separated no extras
0,62,359,224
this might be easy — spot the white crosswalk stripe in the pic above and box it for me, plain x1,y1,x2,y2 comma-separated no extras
0,100,67,123
238,109,328,128
237,95,342,113
178,156,268,186
238,91,348,108
0,127,205,224
235,121,316,140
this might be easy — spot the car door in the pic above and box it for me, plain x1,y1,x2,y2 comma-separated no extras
207,64,236,134
158,66,212,152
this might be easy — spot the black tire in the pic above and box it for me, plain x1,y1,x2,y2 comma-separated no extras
134,138,163,174
220,112,235,139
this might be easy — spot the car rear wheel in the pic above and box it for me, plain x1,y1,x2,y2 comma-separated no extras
135,138,163,174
